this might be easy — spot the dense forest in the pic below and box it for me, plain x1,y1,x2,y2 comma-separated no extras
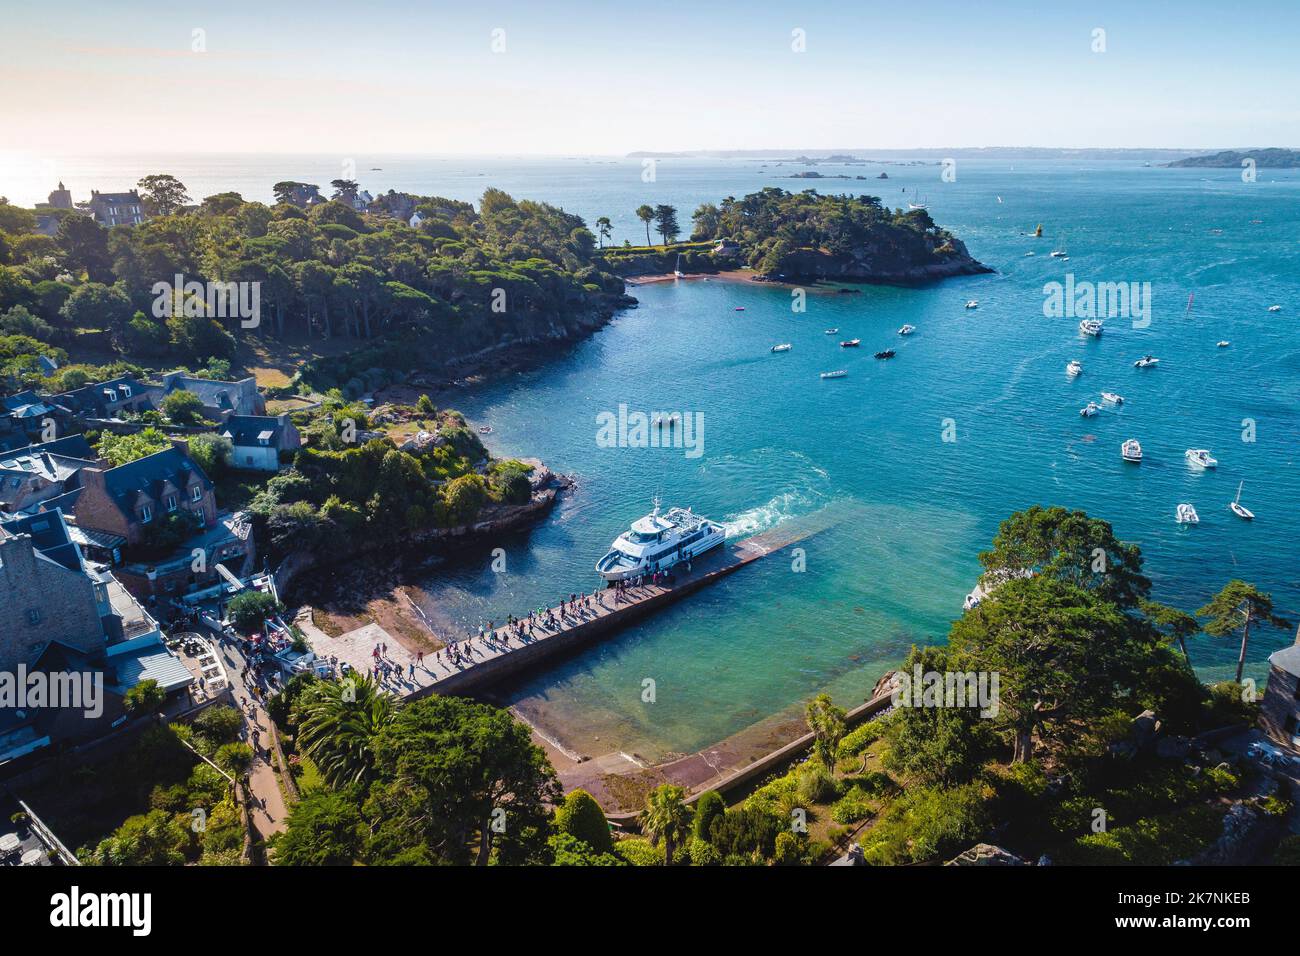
0,178,629,395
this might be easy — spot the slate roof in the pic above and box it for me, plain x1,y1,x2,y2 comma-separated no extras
221,415,284,446
1270,644,1300,679
0,509,83,572
101,447,210,510
53,376,152,417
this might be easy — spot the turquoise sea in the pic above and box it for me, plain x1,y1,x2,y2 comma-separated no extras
9,153,1300,760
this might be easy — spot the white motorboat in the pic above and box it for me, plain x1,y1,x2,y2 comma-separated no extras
1230,481,1254,520
1067,360,1083,377
1268,304,1282,312
596,503,726,581
771,343,792,353
1175,503,1200,524
1100,391,1124,405
820,369,847,379
1121,439,1142,462
965,300,979,309
840,338,861,348
1080,402,1101,418
1217,340,1230,348
898,324,916,335
1134,355,1160,368
1185,448,1218,469
824,328,839,334
1079,319,1103,336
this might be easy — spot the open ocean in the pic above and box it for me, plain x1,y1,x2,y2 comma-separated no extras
8,152,1299,761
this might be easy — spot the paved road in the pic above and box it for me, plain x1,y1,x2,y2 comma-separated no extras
210,632,290,857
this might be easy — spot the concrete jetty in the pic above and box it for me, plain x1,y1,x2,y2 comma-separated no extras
305,512,834,701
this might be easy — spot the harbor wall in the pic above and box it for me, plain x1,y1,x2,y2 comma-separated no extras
412,558,754,699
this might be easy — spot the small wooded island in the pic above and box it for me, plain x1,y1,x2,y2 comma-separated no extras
601,187,990,284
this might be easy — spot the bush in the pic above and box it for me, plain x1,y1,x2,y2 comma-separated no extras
862,782,992,865
687,836,721,866
1055,804,1226,865
830,788,875,825
692,790,725,841
612,837,663,867
548,832,623,866
1206,765,1240,793
1272,834,1300,865
773,831,803,866
709,807,784,860
796,760,839,805
162,390,207,425
552,789,612,854
193,706,243,750
838,715,891,758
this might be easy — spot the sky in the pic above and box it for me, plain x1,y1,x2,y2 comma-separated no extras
1,0,1298,156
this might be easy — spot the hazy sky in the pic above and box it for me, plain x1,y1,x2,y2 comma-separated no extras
2,0,1297,155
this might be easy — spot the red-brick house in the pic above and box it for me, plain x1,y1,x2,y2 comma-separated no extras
70,442,216,548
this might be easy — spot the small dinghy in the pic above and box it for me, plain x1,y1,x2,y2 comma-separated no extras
1134,355,1159,368
820,369,847,379
965,300,979,309
1268,304,1282,312
898,324,916,335
1175,503,1200,524
771,343,792,353
874,349,896,360
1217,340,1230,348
1229,481,1254,520
824,328,839,334
840,338,861,348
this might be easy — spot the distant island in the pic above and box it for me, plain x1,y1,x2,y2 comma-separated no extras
1165,148,1300,168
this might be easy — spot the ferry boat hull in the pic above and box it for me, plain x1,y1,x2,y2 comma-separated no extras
596,507,727,582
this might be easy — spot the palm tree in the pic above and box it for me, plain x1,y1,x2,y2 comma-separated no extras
639,784,691,865
805,693,847,771
1140,600,1201,666
635,205,654,246
1198,581,1292,683
297,674,398,788
595,216,612,249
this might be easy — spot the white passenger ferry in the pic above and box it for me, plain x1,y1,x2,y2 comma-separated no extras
595,503,726,581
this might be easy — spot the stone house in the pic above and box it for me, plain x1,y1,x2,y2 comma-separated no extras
157,370,264,419
87,189,146,227
53,376,156,420
70,443,216,549
219,413,300,471
1259,640,1300,749
0,436,100,514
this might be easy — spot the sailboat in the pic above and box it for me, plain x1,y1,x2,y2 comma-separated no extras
673,254,686,279
908,194,928,211
1050,234,1069,259
1229,481,1255,520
